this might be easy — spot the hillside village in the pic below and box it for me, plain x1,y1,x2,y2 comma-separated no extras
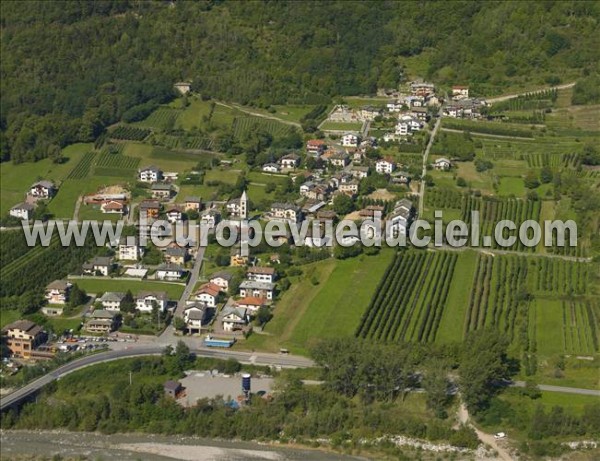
1,76,598,384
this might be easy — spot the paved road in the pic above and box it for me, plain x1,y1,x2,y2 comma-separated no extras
484,82,576,104
0,346,314,411
512,381,600,397
418,115,442,217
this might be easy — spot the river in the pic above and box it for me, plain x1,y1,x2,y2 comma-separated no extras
0,430,364,460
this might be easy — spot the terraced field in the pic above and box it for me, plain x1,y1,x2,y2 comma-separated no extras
135,107,181,130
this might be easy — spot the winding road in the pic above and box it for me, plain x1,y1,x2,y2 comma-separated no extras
0,346,314,412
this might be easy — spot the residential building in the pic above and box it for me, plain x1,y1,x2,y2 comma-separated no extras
329,151,350,167
45,280,71,305
306,139,326,156
100,200,126,214
9,202,34,220
84,310,117,333
99,292,126,311
239,280,274,300
200,209,221,228
118,237,142,261
391,171,411,184
235,296,267,313
82,256,113,276
184,196,202,212
270,202,302,223
247,266,277,284
350,166,369,179
139,166,162,183
165,206,183,223
151,183,173,200
434,158,452,170
2,320,46,359
183,302,209,334
387,198,414,237
221,306,249,332
395,121,410,137
165,247,188,265
452,85,469,100
29,180,56,199
209,271,233,291
387,101,403,112
280,153,300,169
376,158,396,174
194,283,221,307
136,291,168,313
410,81,435,97
139,200,161,221
339,180,359,196
262,163,280,173
341,133,359,148
156,263,185,280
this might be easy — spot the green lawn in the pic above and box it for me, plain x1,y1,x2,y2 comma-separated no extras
497,176,526,197
535,299,565,357
0,143,92,215
49,176,133,219
122,142,205,172
320,121,363,131
0,309,22,329
435,250,478,343
70,279,185,299
286,251,395,355
204,168,241,184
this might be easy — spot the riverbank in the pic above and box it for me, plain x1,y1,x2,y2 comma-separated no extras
0,430,364,461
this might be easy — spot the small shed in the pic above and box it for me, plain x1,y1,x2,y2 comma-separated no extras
164,380,183,398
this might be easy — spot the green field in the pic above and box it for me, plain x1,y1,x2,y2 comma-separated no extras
436,250,478,343
232,116,293,139
320,121,363,131
70,278,185,300
244,252,394,355
0,143,92,215
176,98,239,131
497,176,526,196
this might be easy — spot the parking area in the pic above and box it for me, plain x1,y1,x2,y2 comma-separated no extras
177,372,274,406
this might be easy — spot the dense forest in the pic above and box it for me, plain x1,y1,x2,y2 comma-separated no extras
1,1,599,163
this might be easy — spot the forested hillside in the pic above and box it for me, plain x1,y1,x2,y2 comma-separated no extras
1,0,599,163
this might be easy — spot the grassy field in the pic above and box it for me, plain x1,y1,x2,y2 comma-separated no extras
0,143,92,215
497,176,526,196
70,278,185,299
291,250,395,353
121,142,208,172
0,309,22,328
175,98,239,131
243,251,395,355
320,121,363,131
436,250,479,343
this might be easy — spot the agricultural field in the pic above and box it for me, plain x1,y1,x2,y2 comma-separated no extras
66,152,97,179
232,116,293,139
109,125,151,141
356,251,459,343
94,152,140,177
0,143,92,215
134,107,182,130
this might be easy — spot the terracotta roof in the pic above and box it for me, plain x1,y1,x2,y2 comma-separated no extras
247,266,275,275
195,283,221,297
236,296,266,306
